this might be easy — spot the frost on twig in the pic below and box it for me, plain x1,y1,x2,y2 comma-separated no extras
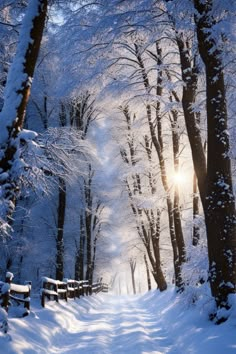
0,126,95,237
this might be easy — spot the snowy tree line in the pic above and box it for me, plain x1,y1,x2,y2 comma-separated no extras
0,0,236,323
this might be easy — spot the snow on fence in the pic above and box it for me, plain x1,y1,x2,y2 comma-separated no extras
63,279,90,298
0,272,31,333
40,277,67,307
0,272,109,333
40,277,108,307
101,283,109,293
0,272,31,315
92,282,108,293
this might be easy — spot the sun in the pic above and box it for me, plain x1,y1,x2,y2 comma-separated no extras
173,171,186,185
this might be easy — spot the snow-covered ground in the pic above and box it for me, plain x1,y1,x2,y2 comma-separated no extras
1,288,236,353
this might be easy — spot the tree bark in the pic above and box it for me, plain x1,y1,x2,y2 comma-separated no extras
121,107,167,291
70,94,98,285
176,35,207,205
135,44,183,289
129,259,136,295
144,254,151,291
192,171,200,246
168,87,186,270
55,103,68,281
194,0,236,313
0,0,47,222
55,177,66,281
75,214,85,280
85,165,93,286
134,44,184,289
0,0,47,225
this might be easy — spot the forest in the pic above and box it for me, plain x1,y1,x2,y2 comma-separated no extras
0,0,236,335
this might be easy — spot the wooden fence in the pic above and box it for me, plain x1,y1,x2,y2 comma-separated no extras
40,277,108,307
0,272,31,315
0,272,109,335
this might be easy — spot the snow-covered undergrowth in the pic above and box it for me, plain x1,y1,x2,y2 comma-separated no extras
1,288,236,353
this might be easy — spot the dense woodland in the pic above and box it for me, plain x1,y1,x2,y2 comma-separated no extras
0,0,236,324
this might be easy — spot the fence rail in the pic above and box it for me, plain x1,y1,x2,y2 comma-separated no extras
0,272,108,333
40,277,108,307
0,273,31,315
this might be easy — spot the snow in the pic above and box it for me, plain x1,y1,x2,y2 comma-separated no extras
6,272,14,281
41,277,59,285
10,284,30,294
41,289,58,296
0,0,41,146
18,130,38,142
1,283,10,295
0,0,236,352
0,288,236,353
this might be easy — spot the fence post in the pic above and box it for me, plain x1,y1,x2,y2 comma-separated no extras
1,272,13,312
24,281,32,310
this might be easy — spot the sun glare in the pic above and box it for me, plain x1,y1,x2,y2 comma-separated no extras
173,171,186,185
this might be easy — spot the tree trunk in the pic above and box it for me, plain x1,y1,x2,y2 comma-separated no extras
134,43,184,290
91,226,100,286
129,259,136,295
55,177,66,281
149,209,167,291
192,171,200,246
176,35,207,205
70,94,97,282
136,193,167,291
121,107,167,291
85,211,92,283
85,165,93,286
169,95,186,271
194,0,236,314
0,0,47,226
75,214,85,280
144,254,151,291
144,136,167,291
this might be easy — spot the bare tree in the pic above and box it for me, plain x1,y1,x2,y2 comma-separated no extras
120,106,167,291
133,42,185,290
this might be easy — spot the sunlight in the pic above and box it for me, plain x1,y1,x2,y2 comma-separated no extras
173,171,186,186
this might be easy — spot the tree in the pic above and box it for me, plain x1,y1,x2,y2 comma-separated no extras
68,93,104,283
193,0,236,317
129,257,136,294
0,0,47,232
0,1,27,102
119,105,167,291
54,94,100,281
55,104,67,281
75,214,86,280
130,41,185,290
192,170,200,246
144,253,151,291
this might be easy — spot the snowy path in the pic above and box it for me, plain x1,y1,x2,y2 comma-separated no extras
3,289,236,353
5,293,180,354
67,295,176,354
